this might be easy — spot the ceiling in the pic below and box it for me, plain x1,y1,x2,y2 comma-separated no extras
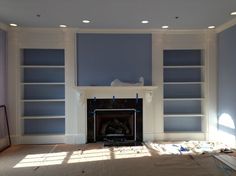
0,0,236,29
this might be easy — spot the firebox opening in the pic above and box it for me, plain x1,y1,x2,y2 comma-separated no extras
95,110,135,142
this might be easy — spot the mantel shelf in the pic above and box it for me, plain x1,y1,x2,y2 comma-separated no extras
76,86,158,91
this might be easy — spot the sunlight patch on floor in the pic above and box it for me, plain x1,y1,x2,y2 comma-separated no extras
68,148,111,163
113,146,151,159
14,152,68,168
14,146,152,168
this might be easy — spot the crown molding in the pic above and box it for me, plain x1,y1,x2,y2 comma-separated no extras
7,27,207,35
216,17,236,33
76,28,206,34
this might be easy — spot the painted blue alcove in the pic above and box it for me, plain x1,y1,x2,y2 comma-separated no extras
77,33,152,86
218,25,236,137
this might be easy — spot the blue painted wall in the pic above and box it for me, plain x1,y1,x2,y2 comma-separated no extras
218,25,236,136
0,30,6,105
77,34,152,86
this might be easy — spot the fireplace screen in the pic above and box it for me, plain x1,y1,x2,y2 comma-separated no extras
95,110,135,141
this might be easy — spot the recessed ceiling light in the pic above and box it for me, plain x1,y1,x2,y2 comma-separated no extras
141,20,149,24
230,11,236,15
9,23,18,27
59,24,67,28
162,25,169,29
82,20,90,24
208,26,215,29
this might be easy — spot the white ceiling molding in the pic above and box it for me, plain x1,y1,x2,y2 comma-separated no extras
216,17,236,33
10,27,207,35
76,28,207,34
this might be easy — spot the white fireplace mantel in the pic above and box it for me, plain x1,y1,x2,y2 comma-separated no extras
77,86,157,91
76,86,158,103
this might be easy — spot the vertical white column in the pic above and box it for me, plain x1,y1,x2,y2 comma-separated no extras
7,28,21,144
205,30,218,141
152,32,164,140
64,29,86,144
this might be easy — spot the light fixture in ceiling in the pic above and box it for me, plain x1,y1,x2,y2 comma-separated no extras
59,24,67,28
162,25,169,29
208,25,215,29
230,11,236,15
141,20,149,24
9,23,18,27
82,20,90,24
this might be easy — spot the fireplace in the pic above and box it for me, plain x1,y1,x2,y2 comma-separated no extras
95,110,135,141
87,99,143,143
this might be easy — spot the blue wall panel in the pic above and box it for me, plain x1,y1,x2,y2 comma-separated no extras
23,49,64,65
24,102,65,116
164,100,201,114
218,25,236,136
24,85,65,99
164,116,202,132
24,119,65,134
77,34,152,86
164,84,202,98
164,68,202,82
24,68,65,83
164,50,202,66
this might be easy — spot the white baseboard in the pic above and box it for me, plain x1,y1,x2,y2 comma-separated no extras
20,135,65,144
143,133,155,141
145,132,205,142
162,132,205,141
65,134,86,144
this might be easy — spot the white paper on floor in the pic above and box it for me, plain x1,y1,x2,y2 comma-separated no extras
146,141,233,155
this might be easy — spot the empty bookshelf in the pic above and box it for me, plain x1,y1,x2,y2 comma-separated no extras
163,50,204,132
21,49,65,136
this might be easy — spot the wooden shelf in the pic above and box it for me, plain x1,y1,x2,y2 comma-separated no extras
164,131,203,133
23,134,65,136
21,65,64,68
163,65,204,68
22,99,65,102
164,114,204,117
164,98,204,101
22,116,65,119
77,86,158,91
22,82,65,85
164,82,203,85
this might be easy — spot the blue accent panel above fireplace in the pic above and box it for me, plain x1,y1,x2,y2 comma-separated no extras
77,33,152,86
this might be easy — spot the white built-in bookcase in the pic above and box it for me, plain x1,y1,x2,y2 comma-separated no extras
163,50,205,132
21,49,65,135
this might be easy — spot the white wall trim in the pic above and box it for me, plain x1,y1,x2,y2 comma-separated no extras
216,17,236,33
77,28,206,34
13,27,206,35
65,134,86,144
162,132,205,141
20,135,65,144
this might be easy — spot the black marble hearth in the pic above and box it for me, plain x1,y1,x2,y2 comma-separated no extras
87,98,143,143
